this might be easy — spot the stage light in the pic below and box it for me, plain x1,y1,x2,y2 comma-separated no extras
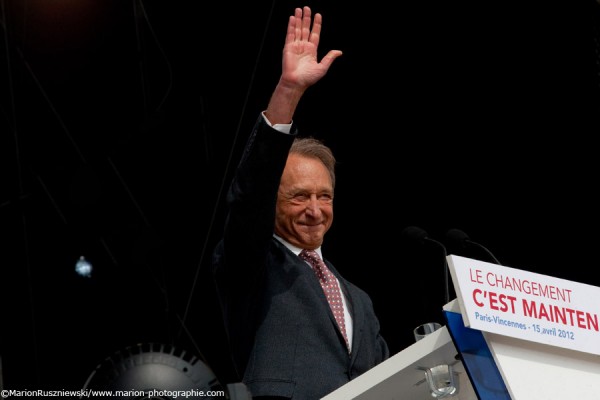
75,256,92,278
81,343,251,399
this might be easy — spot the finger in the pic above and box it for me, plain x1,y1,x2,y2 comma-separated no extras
291,7,302,42
320,50,343,69
301,6,312,41
285,13,297,46
309,12,322,47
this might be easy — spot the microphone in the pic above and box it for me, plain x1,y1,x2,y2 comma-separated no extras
401,226,451,304
445,228,502,265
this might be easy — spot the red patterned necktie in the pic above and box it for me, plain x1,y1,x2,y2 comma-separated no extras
300,249,350,352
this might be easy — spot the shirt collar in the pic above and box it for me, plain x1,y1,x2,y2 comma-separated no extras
273,234,323,259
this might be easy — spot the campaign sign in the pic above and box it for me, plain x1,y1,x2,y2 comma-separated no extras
447,255,600,356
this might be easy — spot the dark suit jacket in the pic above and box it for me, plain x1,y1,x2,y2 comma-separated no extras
213,115,389,399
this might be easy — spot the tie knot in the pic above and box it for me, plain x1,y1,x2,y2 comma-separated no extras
300,249,321,264
300,249,329,282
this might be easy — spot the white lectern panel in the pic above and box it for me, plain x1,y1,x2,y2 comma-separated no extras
484,331,600,400
321,326,477,400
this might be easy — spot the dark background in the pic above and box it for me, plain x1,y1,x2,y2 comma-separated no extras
1,0,599,391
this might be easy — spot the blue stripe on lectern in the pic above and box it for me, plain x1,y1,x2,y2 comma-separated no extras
444,310,512,400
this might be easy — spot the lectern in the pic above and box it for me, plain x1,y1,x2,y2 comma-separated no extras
322,256,600,399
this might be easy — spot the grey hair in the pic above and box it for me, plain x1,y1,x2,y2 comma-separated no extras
290,137,336,189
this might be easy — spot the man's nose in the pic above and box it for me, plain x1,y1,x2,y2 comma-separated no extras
305,196,322,216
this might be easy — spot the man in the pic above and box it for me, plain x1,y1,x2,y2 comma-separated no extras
212,6,389,399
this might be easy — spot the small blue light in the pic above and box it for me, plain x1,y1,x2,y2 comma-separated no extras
75,256,92,278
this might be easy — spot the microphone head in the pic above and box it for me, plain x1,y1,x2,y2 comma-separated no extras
445,228,470,248
401,226,428,244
